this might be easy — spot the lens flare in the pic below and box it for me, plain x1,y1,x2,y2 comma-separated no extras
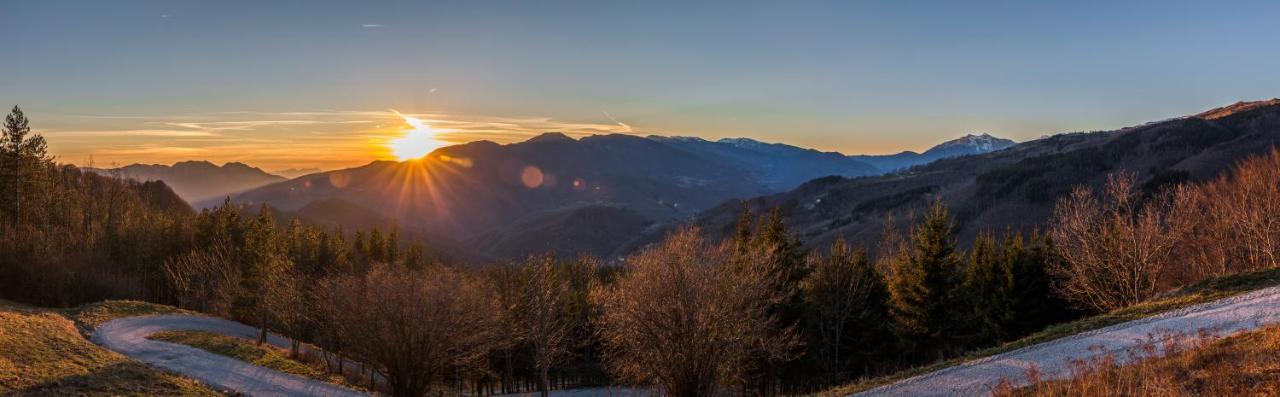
388,109,445,161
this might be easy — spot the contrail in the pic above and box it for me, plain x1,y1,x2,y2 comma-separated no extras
602,111,632,132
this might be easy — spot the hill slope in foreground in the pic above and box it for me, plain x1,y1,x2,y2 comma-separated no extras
0,301,217,396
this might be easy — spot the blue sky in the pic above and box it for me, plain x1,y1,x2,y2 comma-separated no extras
3,1,1279,170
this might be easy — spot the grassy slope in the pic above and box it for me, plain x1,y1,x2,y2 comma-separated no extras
1003,324,1280,395
0,301,219,396
825,267,1280,396
147,330,362,389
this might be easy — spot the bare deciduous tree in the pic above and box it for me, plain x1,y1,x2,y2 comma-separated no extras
1048,172,1180,311
515,254,577,397
321,265,500,397
593,227,798,397
1172,149,1280,278
161,244,241,316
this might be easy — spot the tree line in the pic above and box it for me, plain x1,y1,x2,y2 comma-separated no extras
6,104,1280,397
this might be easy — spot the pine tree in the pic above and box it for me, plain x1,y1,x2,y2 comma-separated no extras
1007,231,1076,335
236,204,290,344
961,233,1015,346
368,228,386,263
886,201,963,359
748,207,807,395
352,230,368,267
801,237,890,384
386,225,400,265
1,106,50,224
403,242,425,271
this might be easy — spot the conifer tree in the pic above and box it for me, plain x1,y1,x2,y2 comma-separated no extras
801,237,890,384
236,204,291,344
746,207,807,394
1,106,50,224
885,201,963,359
369,228,386,263
386,225,400,264
1007,232,1075,335
961,233,1015,345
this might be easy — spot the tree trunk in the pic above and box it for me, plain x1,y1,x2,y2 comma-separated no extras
540,366,550,397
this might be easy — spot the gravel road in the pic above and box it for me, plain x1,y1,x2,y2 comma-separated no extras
92,314,369,397
853,286,1280,396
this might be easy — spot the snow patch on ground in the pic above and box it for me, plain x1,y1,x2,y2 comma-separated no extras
853,286,1280,396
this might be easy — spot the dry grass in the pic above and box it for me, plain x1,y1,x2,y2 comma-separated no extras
997,325,1280,396
823,267,1280,396
148,330,368,391
0,301,220,396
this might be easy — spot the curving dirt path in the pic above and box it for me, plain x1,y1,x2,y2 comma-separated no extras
853,286,1280,396
92,314,369,397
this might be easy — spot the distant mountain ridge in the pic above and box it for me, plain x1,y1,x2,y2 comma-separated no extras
648,136,880,190
644,99,1280,260
154,131,1014,260
271,167,324,179
220,132,987,260
852,133,1016,172
86,161,285,205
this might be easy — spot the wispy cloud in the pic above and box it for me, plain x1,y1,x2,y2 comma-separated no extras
46,109,647,170
362,24,384,28
602,111,633,133
46,129,224,138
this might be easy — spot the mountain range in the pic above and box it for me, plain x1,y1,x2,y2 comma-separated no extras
851,133,1016,172
199,132,1011,260
651,99,1280,258
85,161,285,205
95,100,1280,262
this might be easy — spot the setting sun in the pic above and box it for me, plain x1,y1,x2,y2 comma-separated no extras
389,110,445,161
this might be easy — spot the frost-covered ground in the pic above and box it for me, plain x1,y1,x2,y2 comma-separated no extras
854,286,1280,396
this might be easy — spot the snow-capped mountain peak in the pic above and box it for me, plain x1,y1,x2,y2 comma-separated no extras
716,137,767,148
928,133,1014,154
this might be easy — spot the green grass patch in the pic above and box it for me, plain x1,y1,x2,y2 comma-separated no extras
0,301,219,396
148,330,358,389
823,267,1280,396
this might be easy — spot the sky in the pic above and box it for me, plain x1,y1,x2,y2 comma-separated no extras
3,1,1280,171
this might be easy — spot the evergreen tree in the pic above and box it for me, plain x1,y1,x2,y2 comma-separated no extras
1,106,50,224
886,201,963,359
368,228,386,263
235,204,291,344
960,233,1015,346
1007,232,1077,335
801,237,890,385
386,225,400,264
403,242,425,271
747,207,807,395
352,230,368,267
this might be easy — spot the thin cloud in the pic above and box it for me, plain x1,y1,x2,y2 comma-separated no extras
602,111,633,133
47,129,224,138
49,109,651,170
362,24,385,28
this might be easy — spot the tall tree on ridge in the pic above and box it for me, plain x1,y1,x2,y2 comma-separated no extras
1,106,50,224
